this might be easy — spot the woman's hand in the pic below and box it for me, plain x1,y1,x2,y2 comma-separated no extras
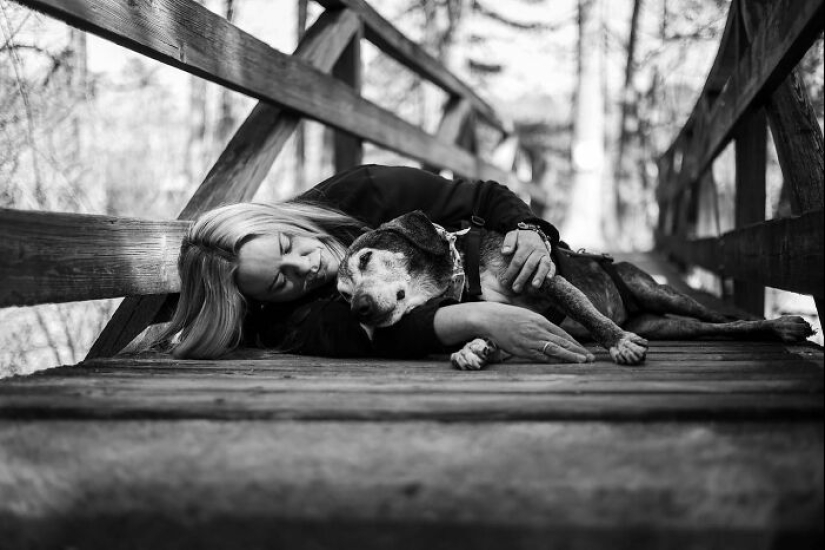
434,302,594,363
501,228,556,292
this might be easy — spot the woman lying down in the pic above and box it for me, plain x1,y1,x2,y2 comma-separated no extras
156,164,592,364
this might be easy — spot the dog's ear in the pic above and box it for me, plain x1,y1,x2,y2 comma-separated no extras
379,211,447,256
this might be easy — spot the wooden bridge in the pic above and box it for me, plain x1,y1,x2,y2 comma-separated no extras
1,0,823,547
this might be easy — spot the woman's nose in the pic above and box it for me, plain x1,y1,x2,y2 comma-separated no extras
280,253,314,275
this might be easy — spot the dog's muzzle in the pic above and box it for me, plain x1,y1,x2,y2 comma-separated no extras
352,293,377,323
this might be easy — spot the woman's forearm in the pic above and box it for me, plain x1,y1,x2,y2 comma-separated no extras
433,302,593,363
432,302,490,345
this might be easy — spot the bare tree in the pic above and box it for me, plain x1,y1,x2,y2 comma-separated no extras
561,0,607,250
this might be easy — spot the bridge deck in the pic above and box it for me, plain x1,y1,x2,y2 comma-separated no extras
1,253,822,548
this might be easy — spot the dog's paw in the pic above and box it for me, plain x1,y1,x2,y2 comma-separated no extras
608,332,648,365
768,315,814,342
451,338,498,370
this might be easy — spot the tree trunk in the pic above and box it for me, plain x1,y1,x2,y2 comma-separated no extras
612,0,643,241
295,0,308,191
562,0,606,250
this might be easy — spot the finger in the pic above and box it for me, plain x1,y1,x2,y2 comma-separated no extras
547,258,556,279
512,251,542,292
501,247,531,287
542,330,594,360
531,256,552,288
538,340,590,363
501,230,518,255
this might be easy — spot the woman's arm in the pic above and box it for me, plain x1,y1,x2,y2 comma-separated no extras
433,302,594,363
300,164,559,243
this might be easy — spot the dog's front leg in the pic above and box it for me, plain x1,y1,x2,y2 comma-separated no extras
546,276,648,365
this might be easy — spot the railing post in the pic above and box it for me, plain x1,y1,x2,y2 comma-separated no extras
733,110,767,316
731,0,766,316
332,25,364,172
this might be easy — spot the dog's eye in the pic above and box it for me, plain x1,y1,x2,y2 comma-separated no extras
358,250,372,271
396,290,405,301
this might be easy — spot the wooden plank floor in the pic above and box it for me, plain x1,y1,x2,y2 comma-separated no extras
1,253,822,549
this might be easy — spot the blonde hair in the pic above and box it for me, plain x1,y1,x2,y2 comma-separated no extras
160,201,366,359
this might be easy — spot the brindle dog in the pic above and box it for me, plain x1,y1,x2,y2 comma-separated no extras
337,211,813,369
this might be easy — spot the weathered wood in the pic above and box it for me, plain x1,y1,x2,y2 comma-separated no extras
1,420,821,548
0,210,188,306
180,8,362,219
659,0,824,201
658,209,824,298
2,358,821,421
87,9,361,359
733,108,767,315
332,28,364,173
422,97,473,174
314,0,509,134
15,0,513,184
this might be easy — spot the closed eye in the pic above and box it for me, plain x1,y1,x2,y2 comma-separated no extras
358,250,372,271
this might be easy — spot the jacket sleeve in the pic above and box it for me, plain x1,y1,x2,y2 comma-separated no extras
297,164,560,245
371,297,460,358
248,291,458,359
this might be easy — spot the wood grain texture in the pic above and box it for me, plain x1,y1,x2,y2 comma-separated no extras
3,341,822,421
87,9,361,359
658,0,824,201
16,0,512,182
179,8,362,219
0,209,188,306
658,209,824,298
1,420,821,548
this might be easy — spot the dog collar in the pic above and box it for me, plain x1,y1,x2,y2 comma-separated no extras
432,224,470,301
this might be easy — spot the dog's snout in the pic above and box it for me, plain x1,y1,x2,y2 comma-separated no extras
352,293,376,321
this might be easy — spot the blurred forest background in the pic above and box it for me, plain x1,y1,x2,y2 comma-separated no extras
1,0,823,376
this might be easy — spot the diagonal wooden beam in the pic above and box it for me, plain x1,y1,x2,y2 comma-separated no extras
422,97,474,174
86,9,361,359
314,0,510,134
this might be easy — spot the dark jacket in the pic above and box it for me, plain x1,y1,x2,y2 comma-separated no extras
244,164,559,358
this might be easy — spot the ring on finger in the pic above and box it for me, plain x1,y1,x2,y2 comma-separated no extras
542,342,552,355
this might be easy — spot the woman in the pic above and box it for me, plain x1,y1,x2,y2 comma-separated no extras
162,164,591,363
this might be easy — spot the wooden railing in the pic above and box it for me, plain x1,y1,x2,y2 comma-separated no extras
656,0,824,319
0,0,538,358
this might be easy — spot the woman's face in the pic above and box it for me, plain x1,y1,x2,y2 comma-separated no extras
236,233,339,302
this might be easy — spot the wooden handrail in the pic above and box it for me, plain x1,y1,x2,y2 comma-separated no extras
16,0,516,184
0,209,187,307
656,0,825,317
658,0,824,202
314,0,512,135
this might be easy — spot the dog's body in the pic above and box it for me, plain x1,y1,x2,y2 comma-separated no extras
337,212,813,368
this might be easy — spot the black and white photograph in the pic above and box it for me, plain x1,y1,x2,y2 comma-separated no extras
1,0,823,547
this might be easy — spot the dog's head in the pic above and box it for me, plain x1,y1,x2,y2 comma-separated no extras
337,211,455,327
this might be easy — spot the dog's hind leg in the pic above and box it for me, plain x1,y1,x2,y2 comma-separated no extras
624,313,814,342
613,262,750,322
546,276,648,365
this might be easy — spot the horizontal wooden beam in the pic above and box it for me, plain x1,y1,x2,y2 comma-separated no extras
15,0,512,185
0,209,188,307
658,209,824,298
313,0,510,134
659,0,824,201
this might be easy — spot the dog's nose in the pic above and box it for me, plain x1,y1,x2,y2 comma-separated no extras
352,294,376,321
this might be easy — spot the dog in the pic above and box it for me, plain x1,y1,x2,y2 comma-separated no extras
337,211,814,369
